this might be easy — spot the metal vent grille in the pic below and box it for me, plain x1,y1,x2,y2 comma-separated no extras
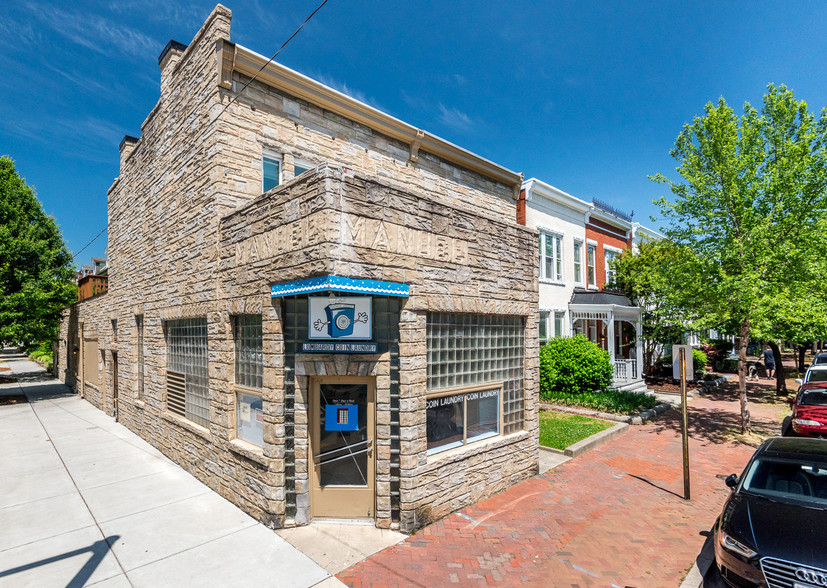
166,370,186,417
761,557,827,588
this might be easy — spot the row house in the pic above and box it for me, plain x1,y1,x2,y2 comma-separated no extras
520,179,662,391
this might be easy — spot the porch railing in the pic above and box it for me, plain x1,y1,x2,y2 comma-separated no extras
613,359,638,382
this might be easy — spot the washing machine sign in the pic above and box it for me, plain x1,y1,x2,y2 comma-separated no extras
309,297,372,340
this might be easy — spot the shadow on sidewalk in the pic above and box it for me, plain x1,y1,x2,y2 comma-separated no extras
0,535,120,587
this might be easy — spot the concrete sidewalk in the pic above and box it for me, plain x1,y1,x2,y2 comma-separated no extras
0,354,332,587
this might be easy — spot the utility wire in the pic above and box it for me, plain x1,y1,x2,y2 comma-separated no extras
72,226,107,261
73,1,329,263
217,0,331,118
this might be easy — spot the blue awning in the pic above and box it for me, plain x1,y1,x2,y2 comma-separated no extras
270,275,410,298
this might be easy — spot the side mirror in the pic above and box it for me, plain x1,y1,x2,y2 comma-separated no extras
725,474,739,489
796,379,804,385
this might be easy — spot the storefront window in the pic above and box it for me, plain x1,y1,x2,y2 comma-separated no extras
426,387,500,455
236,392,264,446
427,313,524,436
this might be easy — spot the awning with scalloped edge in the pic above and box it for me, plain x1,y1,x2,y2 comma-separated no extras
270,275,410,298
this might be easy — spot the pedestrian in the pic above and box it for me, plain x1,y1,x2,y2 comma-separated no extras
763,344,776,380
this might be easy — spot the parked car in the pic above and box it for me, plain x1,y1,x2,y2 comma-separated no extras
796,365,827,386
812,352,827,366
714,437,827,588
783,384,827,438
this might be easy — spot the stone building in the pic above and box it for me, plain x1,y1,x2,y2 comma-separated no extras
56,4,538,531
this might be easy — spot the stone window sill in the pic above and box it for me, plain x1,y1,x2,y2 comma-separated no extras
426,429,530,465
161,410,211,441
135,399,146,410
539,279,566,287
229,439,272,468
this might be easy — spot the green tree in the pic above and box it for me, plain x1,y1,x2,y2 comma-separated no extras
652,84,827,432
0,156,76,348
614,239,692,373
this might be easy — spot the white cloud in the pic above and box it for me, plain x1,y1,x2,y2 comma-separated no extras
437,103,475,132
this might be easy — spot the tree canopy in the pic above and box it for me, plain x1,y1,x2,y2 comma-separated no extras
651,84,827,432
0,156,76,349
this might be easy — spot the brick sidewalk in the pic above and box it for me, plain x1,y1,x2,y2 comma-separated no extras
338,380,788,587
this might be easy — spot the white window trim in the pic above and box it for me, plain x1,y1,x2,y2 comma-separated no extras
604,248,620,285
538,229,564,284
586,238,598,246
573,239,584,285
293,158,315,177
586,243,597,288
603,244,624,254
262,151,282,192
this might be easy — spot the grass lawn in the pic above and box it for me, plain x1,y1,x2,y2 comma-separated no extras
539,410,613,450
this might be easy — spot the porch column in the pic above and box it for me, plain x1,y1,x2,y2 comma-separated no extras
635,318,644,380
607,316,615,364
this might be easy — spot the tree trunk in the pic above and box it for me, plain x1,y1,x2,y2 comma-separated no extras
738,319,751,434
769,341,787,396
798,345,807,373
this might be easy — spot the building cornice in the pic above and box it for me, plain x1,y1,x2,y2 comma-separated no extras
223,42,523,189
522,178,591,213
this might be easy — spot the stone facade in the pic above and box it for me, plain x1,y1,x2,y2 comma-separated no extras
56,4,538,532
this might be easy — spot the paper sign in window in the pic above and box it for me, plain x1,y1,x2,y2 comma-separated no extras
325,404,358,431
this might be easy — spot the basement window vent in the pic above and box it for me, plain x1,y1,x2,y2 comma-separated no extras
166,370,186,417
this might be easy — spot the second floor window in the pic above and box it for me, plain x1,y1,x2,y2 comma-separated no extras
573,241,583,284
605,250,619,286
262,155,281,193
539,232,563,282
587,244,596,286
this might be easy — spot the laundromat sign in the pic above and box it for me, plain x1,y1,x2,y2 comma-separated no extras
302,296,378,353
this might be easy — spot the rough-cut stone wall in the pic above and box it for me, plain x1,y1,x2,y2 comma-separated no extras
220,167,539,531
56,4,537,531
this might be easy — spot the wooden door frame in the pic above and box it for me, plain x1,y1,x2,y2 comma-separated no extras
309,375,376,519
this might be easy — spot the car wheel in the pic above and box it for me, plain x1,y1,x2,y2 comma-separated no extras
781,416,796,437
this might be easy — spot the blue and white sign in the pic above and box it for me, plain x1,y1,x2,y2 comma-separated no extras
309,297,372,340
325,404,358,431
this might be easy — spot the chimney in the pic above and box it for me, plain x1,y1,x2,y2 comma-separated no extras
119,135,139,173
158,40,187,97
516,188,527,226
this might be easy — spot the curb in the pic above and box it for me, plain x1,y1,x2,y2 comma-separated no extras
538,421,629,459
540,402,673,425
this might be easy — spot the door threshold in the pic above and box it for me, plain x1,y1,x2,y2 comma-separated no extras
311,517,375,526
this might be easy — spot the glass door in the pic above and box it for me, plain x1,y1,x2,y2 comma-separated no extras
310,377,375,518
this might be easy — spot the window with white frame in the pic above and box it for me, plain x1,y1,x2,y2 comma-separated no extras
262,154,281,193
293,159,314,177
234,315,263,447
539,311,549,346
539,232,563,282
587,244,596,286
604,249,620,286
554,311,565,338
573,241,583,284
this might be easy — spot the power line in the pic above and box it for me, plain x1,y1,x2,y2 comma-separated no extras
72,2,329,264
217,0,331,119
72,226,107,261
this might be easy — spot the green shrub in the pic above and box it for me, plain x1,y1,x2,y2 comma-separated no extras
540,335,613,398
692,348,708,368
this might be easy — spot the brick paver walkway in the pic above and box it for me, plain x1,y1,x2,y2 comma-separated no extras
339,379,789,587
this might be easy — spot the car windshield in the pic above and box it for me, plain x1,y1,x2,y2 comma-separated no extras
801,390,827,406
813,355,827,366
806,370,827,383
741,458,827,506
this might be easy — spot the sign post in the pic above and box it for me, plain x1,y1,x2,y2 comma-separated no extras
679,347,691,500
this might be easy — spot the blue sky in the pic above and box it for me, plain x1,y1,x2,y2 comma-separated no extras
2,1,826,264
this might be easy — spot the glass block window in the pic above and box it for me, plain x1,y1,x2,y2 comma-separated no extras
539,232,563,281
426,313,525,435
234,315,263,388
165,318,209,427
